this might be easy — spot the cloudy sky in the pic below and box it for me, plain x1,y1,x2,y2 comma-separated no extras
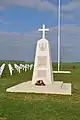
0,0,80,62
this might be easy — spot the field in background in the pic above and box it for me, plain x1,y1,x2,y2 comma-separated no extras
0,61,80,120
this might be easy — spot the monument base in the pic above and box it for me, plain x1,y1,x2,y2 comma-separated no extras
6,81,71,95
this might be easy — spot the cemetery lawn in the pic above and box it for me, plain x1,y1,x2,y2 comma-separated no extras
0,61,80,120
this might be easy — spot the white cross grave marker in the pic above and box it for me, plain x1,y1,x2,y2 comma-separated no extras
20,64,25,71
25,64,30,71
29,64,34,71
14,64,21,73
8,63,14,76
0,63,5,77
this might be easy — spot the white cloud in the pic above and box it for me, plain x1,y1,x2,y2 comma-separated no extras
0,0,78,21
0,20,3,23
0,6,5,10
62,0,80,12
60,0,80,21
0,24,80,62
0,19,12,25
0,0,57,12
61,12,74,21
0,0,79,13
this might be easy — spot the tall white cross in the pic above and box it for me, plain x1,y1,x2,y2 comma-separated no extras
38,24,49,39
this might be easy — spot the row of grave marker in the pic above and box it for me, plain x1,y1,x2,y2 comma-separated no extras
0,63,34,77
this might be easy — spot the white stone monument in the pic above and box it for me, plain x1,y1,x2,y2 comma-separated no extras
32,24,53,85
6,24,71,95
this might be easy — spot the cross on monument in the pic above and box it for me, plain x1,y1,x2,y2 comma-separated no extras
38,24,49,39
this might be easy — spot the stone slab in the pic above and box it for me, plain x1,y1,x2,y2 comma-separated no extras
53,71,71,74
6,81,71,95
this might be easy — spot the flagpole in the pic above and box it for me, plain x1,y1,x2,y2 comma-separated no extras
58,0,61,71
53,0,71,74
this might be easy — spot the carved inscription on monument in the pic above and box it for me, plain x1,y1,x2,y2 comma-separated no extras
37,70,46,77
37,56,47,67
39,42,47,51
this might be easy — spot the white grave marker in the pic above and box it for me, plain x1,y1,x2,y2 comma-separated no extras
8,64,14,76
14,64,21,73
29,64,34,71
20,64,25,71
0,63,5,77
25,64,30,71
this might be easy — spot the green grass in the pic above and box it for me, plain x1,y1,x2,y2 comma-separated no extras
0,61,80,120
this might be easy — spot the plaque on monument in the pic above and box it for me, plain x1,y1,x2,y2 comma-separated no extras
37,56,47,67
39,42,47,51
37,70,46,77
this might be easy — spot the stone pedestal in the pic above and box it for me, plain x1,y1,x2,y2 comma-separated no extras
6,24,72,95
32,38,54,85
